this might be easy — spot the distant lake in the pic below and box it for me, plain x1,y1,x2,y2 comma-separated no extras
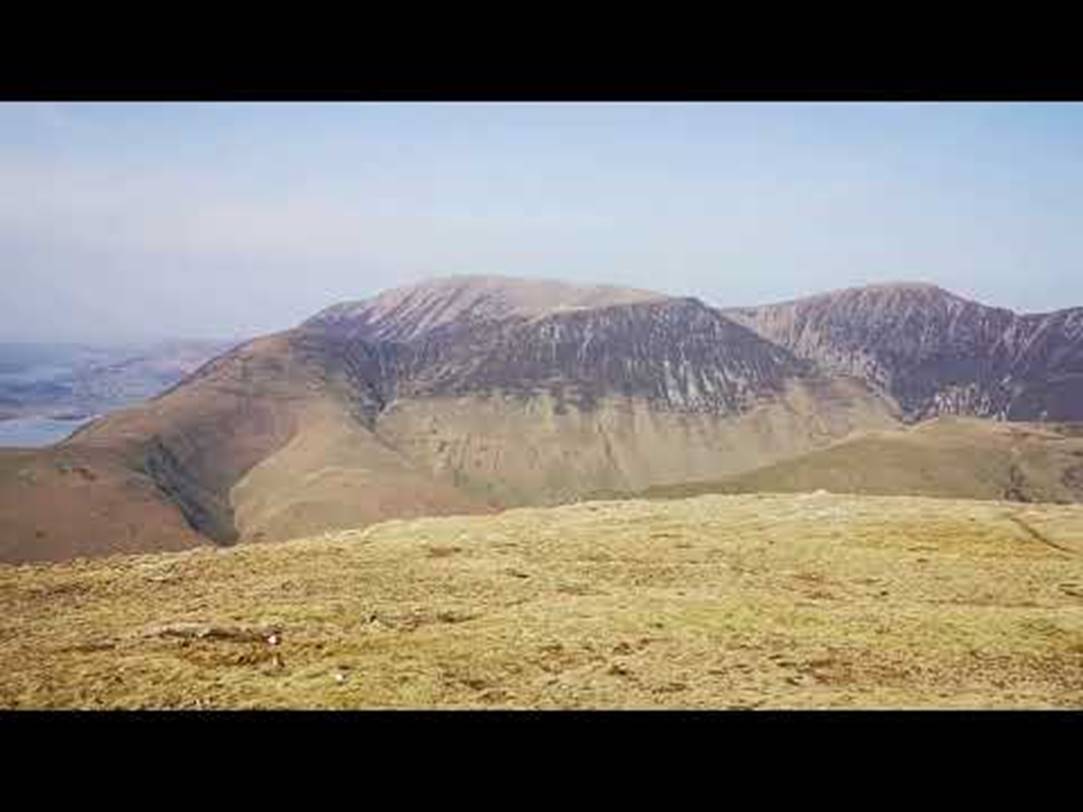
0,416,96,448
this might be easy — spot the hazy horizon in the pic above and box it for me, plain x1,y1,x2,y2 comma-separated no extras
3,102,1082,343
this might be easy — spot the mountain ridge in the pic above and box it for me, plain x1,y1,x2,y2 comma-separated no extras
305,274,666,341
3,274,1082,563
727,282,1083,422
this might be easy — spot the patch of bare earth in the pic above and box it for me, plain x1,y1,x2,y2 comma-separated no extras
2,492,1083,709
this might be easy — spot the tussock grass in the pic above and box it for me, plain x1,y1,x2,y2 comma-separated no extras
2,492,1083,709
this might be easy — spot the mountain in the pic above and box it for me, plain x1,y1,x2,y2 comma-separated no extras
727,283,1083,422
0,275,897,563
645,417,1083,504
6,274,1083,565
309,294,895,508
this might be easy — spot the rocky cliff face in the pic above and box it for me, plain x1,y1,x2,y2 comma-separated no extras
728,283,1083,422
305,296,810,416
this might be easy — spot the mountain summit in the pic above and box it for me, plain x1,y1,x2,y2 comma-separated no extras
305,275,666,341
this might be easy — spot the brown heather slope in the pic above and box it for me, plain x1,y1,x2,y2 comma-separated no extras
3,492,1083,709
645,417,1083,504
0,446,202,562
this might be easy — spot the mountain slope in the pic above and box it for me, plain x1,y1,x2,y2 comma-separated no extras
646,417,1083,504
323,296,812,411
727,283,1083,422
229,399,494,544
282,293,898,507
0,444,203,562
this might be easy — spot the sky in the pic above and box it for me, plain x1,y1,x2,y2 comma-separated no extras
2,102,1082,343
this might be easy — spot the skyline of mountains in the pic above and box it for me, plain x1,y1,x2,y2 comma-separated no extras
0,338,237,447
2,273,1082,564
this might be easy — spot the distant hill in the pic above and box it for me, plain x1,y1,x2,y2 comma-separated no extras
0,339,236,445
645,417,1083,504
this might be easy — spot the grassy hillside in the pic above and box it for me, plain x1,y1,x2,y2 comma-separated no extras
230,399,494,543
378,377,898,507
645,418,1083,504
3,492,1083,709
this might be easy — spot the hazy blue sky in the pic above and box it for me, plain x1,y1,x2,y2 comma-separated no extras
2,102,1082,342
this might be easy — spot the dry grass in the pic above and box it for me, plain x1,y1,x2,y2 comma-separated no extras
3,491,1083,709
646,417,1083,505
